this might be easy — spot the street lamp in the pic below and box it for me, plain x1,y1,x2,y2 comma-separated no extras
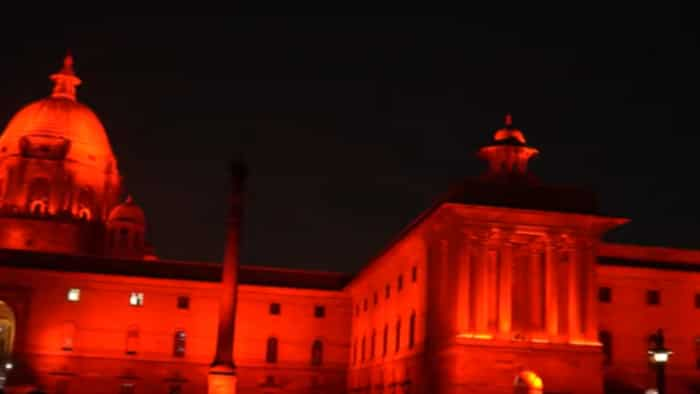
648,329,672,394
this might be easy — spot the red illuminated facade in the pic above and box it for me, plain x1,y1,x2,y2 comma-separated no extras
1,56,700,393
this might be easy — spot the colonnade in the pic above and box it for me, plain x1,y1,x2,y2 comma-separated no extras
451,227,598,343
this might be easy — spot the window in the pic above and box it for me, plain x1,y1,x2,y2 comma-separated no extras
62,321,75,351
646,290,660,305
363,298,368,311
67,288,81,302
314,305,325,318
695,293,700,309
695,337,700,369
598,287,612,303
599,330,612,365
129,292,144,307
361,335,366,362
311,340,323,366
177,296,190,310
370,329,376,359
126,326,139,355
385,284,391,299
56,380,69,394
398,275,403,292
173,330,186,357
266,337,278,363
269,303,281,315
409,311,416,349
395,319,401,353
412,266,417,283
168,384,182,394
373,291,378,305
119,228,129,248
383,324,389,357
120,384,135,394
352,339,357,365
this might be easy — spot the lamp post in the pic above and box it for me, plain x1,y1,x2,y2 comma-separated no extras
648,329,672,394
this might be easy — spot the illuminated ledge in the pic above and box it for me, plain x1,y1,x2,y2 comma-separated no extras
456,333,602,347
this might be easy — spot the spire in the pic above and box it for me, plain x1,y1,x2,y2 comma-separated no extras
125,195,133,204
505,112,513,127
50,51,82,101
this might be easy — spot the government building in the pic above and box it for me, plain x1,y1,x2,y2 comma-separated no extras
1,55,699,394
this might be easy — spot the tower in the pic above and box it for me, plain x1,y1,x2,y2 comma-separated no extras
208,161,247,394
421,115,627,394
0,53,151,259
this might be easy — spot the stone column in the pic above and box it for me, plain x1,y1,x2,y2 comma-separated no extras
567,239,582,341
529,242,543,332
455,233,471,334
209,162,247,394
474,232,490,334
544,238,559,338
584,240,598,341
498,236,513,335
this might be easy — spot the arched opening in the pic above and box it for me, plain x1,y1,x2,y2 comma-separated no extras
514,370,543,394
27,178,50,214
311,339,323,366
0,301,15,390
29,199,47,216
0,301,15,361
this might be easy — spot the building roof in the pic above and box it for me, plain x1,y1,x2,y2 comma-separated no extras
0,248,351,291
598,242,700,272
0,53,116,169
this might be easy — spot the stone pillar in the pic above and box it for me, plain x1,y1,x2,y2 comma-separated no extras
455,234,471,334
529,242,543,332
544,238,559,338
474,233,490,334
567,240,582,341
584,240,598,341
208,162,247,394
498,236,513,335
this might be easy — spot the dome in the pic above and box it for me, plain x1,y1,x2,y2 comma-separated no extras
0,54,116,169
108,195,146,226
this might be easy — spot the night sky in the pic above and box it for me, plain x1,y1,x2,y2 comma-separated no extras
0,11,698,273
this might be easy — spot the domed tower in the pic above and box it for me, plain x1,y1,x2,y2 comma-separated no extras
477,114,540,184
0,53,122,255
106,195,148,259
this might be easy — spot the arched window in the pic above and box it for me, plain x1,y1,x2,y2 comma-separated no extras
352,338,357,365
119,228,129,248
311,340,323,366
78,207,91,221
599,330,612,365
173,330,186,357
361,335,366,362
409,311,416,349
27,178,50,213
370,329,376,359
126,325,139,355
266,337,278,363
62,321,75,351
109,229,116,249
395,318,401,353
383,324,388,357
77,187,95,217
30,199,47,216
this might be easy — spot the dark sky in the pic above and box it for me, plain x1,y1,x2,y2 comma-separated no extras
0,11,698,272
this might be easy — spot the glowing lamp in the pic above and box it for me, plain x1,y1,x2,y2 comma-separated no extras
648,348,672,364
4,362,12,370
